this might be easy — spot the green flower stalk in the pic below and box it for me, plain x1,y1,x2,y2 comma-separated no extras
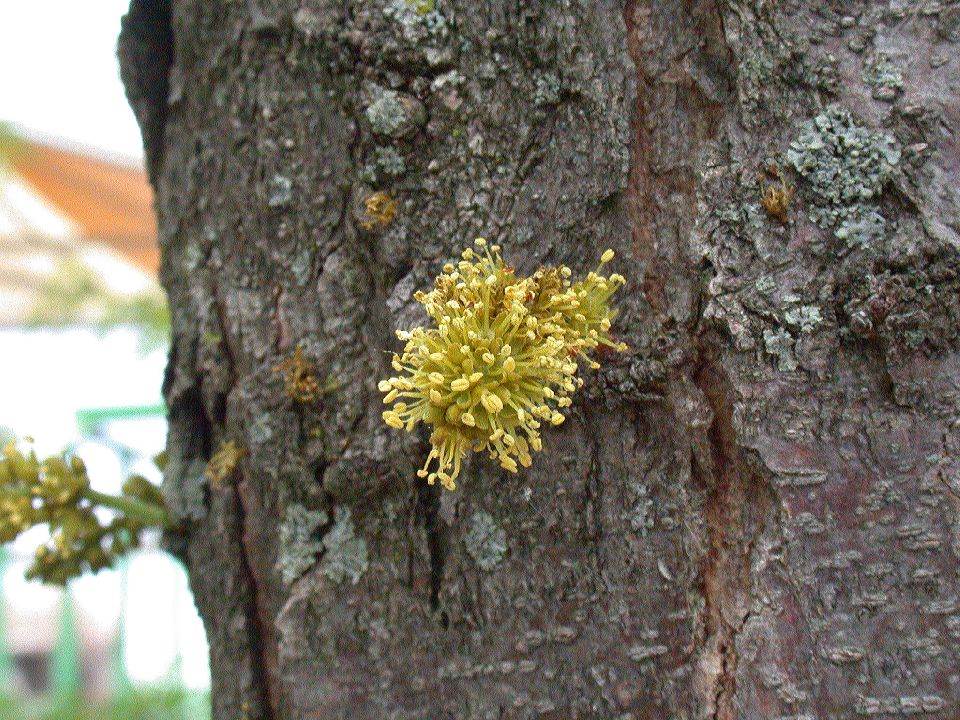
0,440,171,585
380,239,627,490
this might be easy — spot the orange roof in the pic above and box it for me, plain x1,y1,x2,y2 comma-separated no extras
11,138,158,272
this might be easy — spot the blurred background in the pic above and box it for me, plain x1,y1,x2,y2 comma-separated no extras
1,1,210,717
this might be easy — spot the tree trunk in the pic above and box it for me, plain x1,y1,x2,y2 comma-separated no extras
118,0,960,717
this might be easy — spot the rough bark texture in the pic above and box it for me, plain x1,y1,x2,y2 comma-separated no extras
119,0,960,717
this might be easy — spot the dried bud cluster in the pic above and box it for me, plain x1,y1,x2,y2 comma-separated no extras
274,347,323,403
0,440,170,585
361,191,397,230
380,240,626,490
205,440,248,489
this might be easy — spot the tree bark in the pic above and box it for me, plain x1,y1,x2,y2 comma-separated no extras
119,0,960,718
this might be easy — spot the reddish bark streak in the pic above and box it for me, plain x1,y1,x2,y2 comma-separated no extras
694,354,774,720
236,481,281,719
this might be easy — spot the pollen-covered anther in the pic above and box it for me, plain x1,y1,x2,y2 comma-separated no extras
382,411,404,429
480,393,504,414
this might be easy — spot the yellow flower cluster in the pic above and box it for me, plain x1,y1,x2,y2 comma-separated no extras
0,440,170,585
380,239,626,490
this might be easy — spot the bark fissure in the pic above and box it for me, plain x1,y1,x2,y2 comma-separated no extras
235,483,280,720
419,480,447,617
625,0,765,713
692,344,775,720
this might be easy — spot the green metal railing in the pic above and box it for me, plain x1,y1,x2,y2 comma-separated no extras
74,405,167,438
0,548,11,691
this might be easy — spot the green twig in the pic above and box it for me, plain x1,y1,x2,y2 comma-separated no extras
82,489,172,529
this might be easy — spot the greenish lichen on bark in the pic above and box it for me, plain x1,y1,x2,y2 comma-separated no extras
787,104,901,246
320,507,369,584
463,511,506,571
277,503,326,585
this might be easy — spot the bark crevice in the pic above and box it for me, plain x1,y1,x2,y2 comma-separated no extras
418,479,447,618
691,342,776,720
235,482,280,720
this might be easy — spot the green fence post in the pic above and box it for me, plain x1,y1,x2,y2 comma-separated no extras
111,557,133,707
0,548,13,692
49,589,82,712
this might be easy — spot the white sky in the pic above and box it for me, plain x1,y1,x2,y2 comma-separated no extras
0,0,145,160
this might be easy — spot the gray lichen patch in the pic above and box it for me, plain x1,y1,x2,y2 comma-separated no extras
278,503,327,585
249,412,274,445
784,305,823,334
763,329,798,372
163,456,208,522
366,87,427,139
835,209,886,248
464,511,507,571
787,105,901,244
737,52,775,109
629,482,654,536
366,89,407,136
267,174,293,208
321,507,369,585
533,71,561,107
383,0,449,44
863,54,903,101
362,146,407,184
